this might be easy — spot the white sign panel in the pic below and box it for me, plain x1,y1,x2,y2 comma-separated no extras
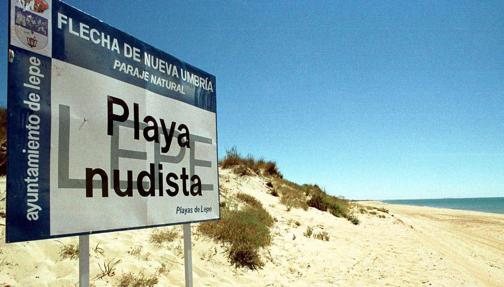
7,0,219,242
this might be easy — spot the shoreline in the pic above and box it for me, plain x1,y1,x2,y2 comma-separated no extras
360,200,504,286
363,199,504,217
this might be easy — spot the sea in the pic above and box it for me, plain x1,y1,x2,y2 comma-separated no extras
383,197,504,215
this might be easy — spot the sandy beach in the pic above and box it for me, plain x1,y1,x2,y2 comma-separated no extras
1,171,504,286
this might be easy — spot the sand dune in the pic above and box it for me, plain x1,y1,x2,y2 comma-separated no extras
1,171,503,286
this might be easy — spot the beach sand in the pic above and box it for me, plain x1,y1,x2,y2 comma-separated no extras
1,171,503,286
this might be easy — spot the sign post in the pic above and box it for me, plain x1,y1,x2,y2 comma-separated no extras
6,0,220,285
79,235,90,287
183,224,193,287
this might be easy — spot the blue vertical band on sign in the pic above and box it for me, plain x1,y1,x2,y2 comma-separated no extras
52,1,216,113
6,47,52,243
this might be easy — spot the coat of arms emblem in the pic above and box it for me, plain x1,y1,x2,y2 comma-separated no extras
14,0,50,50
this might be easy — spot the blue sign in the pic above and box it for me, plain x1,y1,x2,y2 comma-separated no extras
7,0,219,243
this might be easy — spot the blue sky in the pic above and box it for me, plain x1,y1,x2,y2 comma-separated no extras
1,1,503,199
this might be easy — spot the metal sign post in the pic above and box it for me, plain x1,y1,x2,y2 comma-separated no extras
183,224,193,287
79,235,90,287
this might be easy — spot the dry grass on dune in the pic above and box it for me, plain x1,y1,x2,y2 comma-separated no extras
198,192,274,270
275,180,309,211
304,184,360,225
219,148,360,225
220,147,282,178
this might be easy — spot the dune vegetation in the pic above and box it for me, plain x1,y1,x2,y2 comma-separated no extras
198,191,274,269
219,147,359,224
199,147,360,269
